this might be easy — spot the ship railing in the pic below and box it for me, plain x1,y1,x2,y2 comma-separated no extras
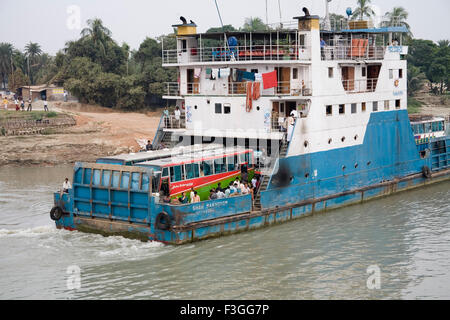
162,114,186,130
341,78,378,93
163,45,311,65
321,45,386,61
165,82,201,96
228,81,312,97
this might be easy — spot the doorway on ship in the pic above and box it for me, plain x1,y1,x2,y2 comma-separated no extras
187,69,199,94
341,66,355,91
286,101,297,117
367,64,381,91
275,67,291,94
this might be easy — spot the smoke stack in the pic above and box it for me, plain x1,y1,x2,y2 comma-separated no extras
302,7,310,17
180,16,187,24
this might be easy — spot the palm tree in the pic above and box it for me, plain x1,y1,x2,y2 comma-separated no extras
352,0,375,21
384,7,412,37
437,40,450,48
24,42,42,84
81,18,112,56
0,43,13,89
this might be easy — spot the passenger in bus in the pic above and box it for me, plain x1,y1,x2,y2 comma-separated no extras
189,188,196,203
179,192,188,204
163,194,171,203
209,189,218,200
216,188,225,199
224,187,231,198
193,191,201,203
216,183,224,193
229,184,237,195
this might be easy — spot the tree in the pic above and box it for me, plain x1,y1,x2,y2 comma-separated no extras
383,7,412,38
24,42,42,84
0,43,13,89
206,25,237,33
352,0,374,21
8,69,30,93
407,39,436,75
407,65,427,97
81,18,112,57
241,17,267,32
328,14,347,31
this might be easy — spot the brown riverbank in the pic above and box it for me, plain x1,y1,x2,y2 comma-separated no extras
0,102,161,167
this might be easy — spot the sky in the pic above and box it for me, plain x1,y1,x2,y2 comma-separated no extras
1,0,449,55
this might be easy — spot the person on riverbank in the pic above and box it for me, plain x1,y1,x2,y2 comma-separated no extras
20,99,25,111
27,98,32,112
14,99,19,111
2,97,8,110
43,99,49,112
62,178,72,193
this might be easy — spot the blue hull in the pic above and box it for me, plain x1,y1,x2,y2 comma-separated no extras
54,110,450,245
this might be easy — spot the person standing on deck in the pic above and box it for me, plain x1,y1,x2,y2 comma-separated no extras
320,38,327,59
163,107,170,128
286,115,295,142
174,106,181,128
62,178,72,193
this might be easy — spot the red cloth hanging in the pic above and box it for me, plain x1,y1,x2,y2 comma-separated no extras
246,82,253,112
262,70,277,89
252,82,261,100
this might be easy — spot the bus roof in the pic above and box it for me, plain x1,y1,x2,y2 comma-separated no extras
138,147,252,168
410,116,445,125
96,143,223,164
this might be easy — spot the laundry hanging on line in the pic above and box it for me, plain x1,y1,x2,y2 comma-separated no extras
237,70,256,82
252,82,261,101
246,82,253,112
262,70,278,89
219,68,231,78
194,68,202,78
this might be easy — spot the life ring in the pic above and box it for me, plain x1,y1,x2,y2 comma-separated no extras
155,212,172,230
422,166,432,179
50,206,63,221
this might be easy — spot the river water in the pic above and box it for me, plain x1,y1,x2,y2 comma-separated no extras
0,165,449,300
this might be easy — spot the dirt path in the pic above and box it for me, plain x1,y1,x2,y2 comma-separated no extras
0,102,162,166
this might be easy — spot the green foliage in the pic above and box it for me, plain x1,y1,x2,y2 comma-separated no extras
407,97,423,114
407,65,427,97
241,17,267,32
352,0,375,21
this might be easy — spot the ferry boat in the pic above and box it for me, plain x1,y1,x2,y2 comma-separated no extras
50,8,450,244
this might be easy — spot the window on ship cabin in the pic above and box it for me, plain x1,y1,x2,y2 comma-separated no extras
362,67,367,77
362,102,366,112
328,67,333,78
396,99,401,109
351,103,357,114
384,100,390,110
326,105,332,116
299,34,305,47
389,69,393,79
339,104,345,115
181,39,187,53
224,103,231,114
215,103,222,114
372,101,378,112
293,68,299,79
399,69,403,79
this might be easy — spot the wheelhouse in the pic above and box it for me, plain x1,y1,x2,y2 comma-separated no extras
138,147,254,200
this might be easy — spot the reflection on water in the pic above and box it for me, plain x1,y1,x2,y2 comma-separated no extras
0,166,449,299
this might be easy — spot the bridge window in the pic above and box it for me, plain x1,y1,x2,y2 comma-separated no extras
326,105,332,116
185,162,200,180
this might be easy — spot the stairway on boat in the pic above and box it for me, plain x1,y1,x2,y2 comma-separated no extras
253,138,289,211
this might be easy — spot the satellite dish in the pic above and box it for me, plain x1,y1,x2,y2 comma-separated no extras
346,7,353,18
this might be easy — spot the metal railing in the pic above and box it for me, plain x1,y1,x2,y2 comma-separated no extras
341,78,378,93
165,81,312,97
322,45,386,60
163,45,310,64
162,114,186,129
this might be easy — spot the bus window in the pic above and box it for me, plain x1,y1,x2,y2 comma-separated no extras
239,153,246,164
131,172,140,190
214,157,226,174
162,167,169,177
439,121,444,131
245,152,251,165
227,156,236,171
150,172,161,193
201,160,214,176
185,162,200,180
418,124,424,134
170,165,184,182
424,123,432,133
142,174,149,192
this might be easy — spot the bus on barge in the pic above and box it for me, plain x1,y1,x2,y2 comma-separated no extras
50,8,450,245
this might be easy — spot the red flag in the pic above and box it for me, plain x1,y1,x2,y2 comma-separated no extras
262,70,277,89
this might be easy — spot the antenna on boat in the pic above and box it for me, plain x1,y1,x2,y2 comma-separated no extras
214,0,229,50
278,0,282,28
265,0,269,25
